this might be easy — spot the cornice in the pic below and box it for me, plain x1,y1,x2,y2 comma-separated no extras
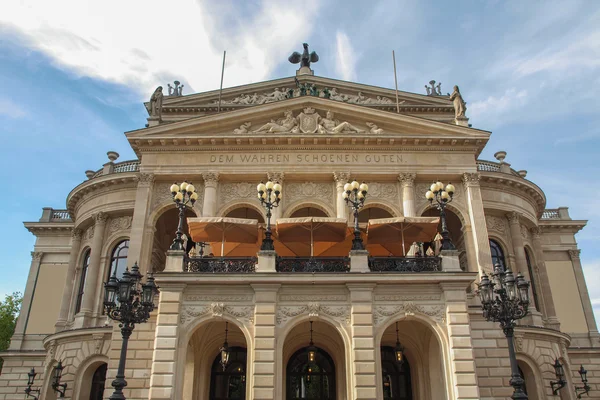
24,222,74,235
515,325,571,345
539,220,587,233
479,173,546,218
43,326,113,347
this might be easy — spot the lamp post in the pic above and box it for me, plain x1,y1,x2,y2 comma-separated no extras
169,181,198,250
550,358,566,395
478,264,530,400
343,180,368,250
425,181,456,250
24,368,40,399
257,180,282,251
575,365,591,399
103,262,159,400
51,360,67,397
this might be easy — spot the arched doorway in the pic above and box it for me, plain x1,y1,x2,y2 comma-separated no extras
381,346,412,400
90,363,107,400
286,347,336,399
210,346,247,400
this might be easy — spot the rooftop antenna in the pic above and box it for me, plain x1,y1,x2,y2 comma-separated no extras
392,50,400,114
217,50,226,113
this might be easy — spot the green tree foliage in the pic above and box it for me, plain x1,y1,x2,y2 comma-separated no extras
0,292,22,371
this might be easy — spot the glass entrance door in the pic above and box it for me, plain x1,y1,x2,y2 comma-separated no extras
209,347,247,400
287,347,336,399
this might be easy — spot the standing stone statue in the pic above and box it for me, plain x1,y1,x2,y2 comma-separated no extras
449,85,467,119
288,43,319,68
150,86,164,120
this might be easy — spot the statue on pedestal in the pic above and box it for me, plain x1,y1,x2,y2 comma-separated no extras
150,86,164,121
449,85,467,119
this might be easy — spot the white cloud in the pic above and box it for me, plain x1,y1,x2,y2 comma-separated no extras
334,31,357,81
0,98,27,118
582,259,600,325
468,88,528,128
0,0,321,98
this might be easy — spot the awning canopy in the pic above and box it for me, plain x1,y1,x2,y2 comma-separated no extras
276,217,348,256
367,217,440,256
187,217,260,256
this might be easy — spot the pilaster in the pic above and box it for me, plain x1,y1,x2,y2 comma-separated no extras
10,251,43,350
251,284,280,399
462,173,493,274
347,284,377,400
149,284,186,400
398,173,416,217
55,228,83,331
461,225,478,273
267,172,284,224
530,227,560,330
202,172,220,217
333,172,351,219
568,249,598,334
128,173,155,274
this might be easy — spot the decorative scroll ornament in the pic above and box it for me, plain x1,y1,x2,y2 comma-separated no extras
108,216,132,234
373,302,446,326
219,182,261,206
180,304,254,325
366,183,397,200
514,335,524,353
93,333,105,354
486,216,507,233
286,182,333,203
276,304,350,326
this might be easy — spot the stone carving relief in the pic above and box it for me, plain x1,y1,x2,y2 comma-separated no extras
373,302,446,326
486,216,507,233
514,335,524,353
520,224,530,240
180,303,254,325
234,122,252,134
366,122,384,134
93,334,105,354
85,225,94,240
135,172,155,186
425,80,443,96
286,182,334,204
276,303,351,326
461,173,480,187
108,216,132,234
366,183,398,201
219,182,261,206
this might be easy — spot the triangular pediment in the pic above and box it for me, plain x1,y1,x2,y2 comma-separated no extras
129,96,489,156
150,75,457,124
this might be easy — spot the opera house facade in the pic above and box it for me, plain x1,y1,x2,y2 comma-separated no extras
1,61,598,400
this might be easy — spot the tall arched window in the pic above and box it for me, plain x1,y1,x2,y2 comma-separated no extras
489,239,506,271
108,240,129,279
525,248,540,311
75,249,91,314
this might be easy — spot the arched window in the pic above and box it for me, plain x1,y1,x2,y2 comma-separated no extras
90,363,107,400
108,240,129,279
75,249,91,314
290,207,328,218
225,207,265,223
381,346,412,400
525,248,540,311
287,347,336,399
489,239,506,271
209,347,247,400
358,207,393,223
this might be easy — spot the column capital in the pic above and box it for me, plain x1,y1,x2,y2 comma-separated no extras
135,172,155,186
530,226,541,239
462,172,481,187
202,171,220,187
397,172,416,187
568,249,581,260
31,251,43,261
71,228,83,240
333,171,351,184
506,211,521,224
267,172,285,183
93,211,109,224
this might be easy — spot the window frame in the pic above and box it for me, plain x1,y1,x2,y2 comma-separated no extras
489,239,507,271
75,249,91,314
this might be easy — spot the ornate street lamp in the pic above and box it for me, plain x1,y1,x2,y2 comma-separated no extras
343,180,368,250
24,368,40,399
394,322,405,365
104,262,159,400
170,181,198,250
425,181,456,250
220,322,231,371
550,358,566,395
478,264,530,399
257,180,282,251
51,360,67,397
575,365,591,399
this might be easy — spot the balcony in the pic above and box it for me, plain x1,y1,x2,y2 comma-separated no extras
276,257,350,273
368,256,441,272
184,255,256,273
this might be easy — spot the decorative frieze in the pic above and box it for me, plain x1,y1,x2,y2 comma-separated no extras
219,182,260,206
366,182,398,200
374,294,441,301
184,294,253,302
286,182,334,204
180,303,254,325
373,302,445,326
276,303,351,326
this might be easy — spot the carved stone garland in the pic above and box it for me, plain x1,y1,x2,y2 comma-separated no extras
180,303,254,325
373,302,446,326
108,216,132,235
366,182,398,201
486,216,507,233
286,182,334,205
219,182,262,207
276,303,351,326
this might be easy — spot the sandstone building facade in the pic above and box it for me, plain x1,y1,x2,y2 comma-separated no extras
1,66,598,400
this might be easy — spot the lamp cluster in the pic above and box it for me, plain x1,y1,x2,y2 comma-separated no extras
425,181,456,251
257,180,282,251
478,265,530,327
343,180,368,250
169,181,198,251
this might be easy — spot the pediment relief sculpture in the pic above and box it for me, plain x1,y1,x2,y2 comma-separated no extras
244,108,382,135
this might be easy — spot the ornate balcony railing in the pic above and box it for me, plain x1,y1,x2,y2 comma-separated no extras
184,256,257,273
276,257,350,273
541,209,560,219
476,160,521,177
368,257,442,272
51,209,71,220
92,160,140,178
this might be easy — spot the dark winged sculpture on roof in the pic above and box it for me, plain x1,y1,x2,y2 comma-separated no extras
289,43,319,68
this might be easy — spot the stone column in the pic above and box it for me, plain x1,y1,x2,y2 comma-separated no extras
78,212,108,325
462,173,493,274
461,225,478,273
334,172,351,219
397,173,416,217
506,212,527,274
252,284,279,399
9,251,43,350
127,173,154,274
268,172,284,224
441,282,481,400
530,227,560,330
55,228,83,331
347,284,377,400
202,172,220,217
568,249,598,333
149,284,185,400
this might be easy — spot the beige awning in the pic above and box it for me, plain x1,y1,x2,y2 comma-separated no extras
276,217,348,256
188,217,259,256
367,217,440,256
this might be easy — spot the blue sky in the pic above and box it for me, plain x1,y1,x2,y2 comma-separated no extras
1,1,599,322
